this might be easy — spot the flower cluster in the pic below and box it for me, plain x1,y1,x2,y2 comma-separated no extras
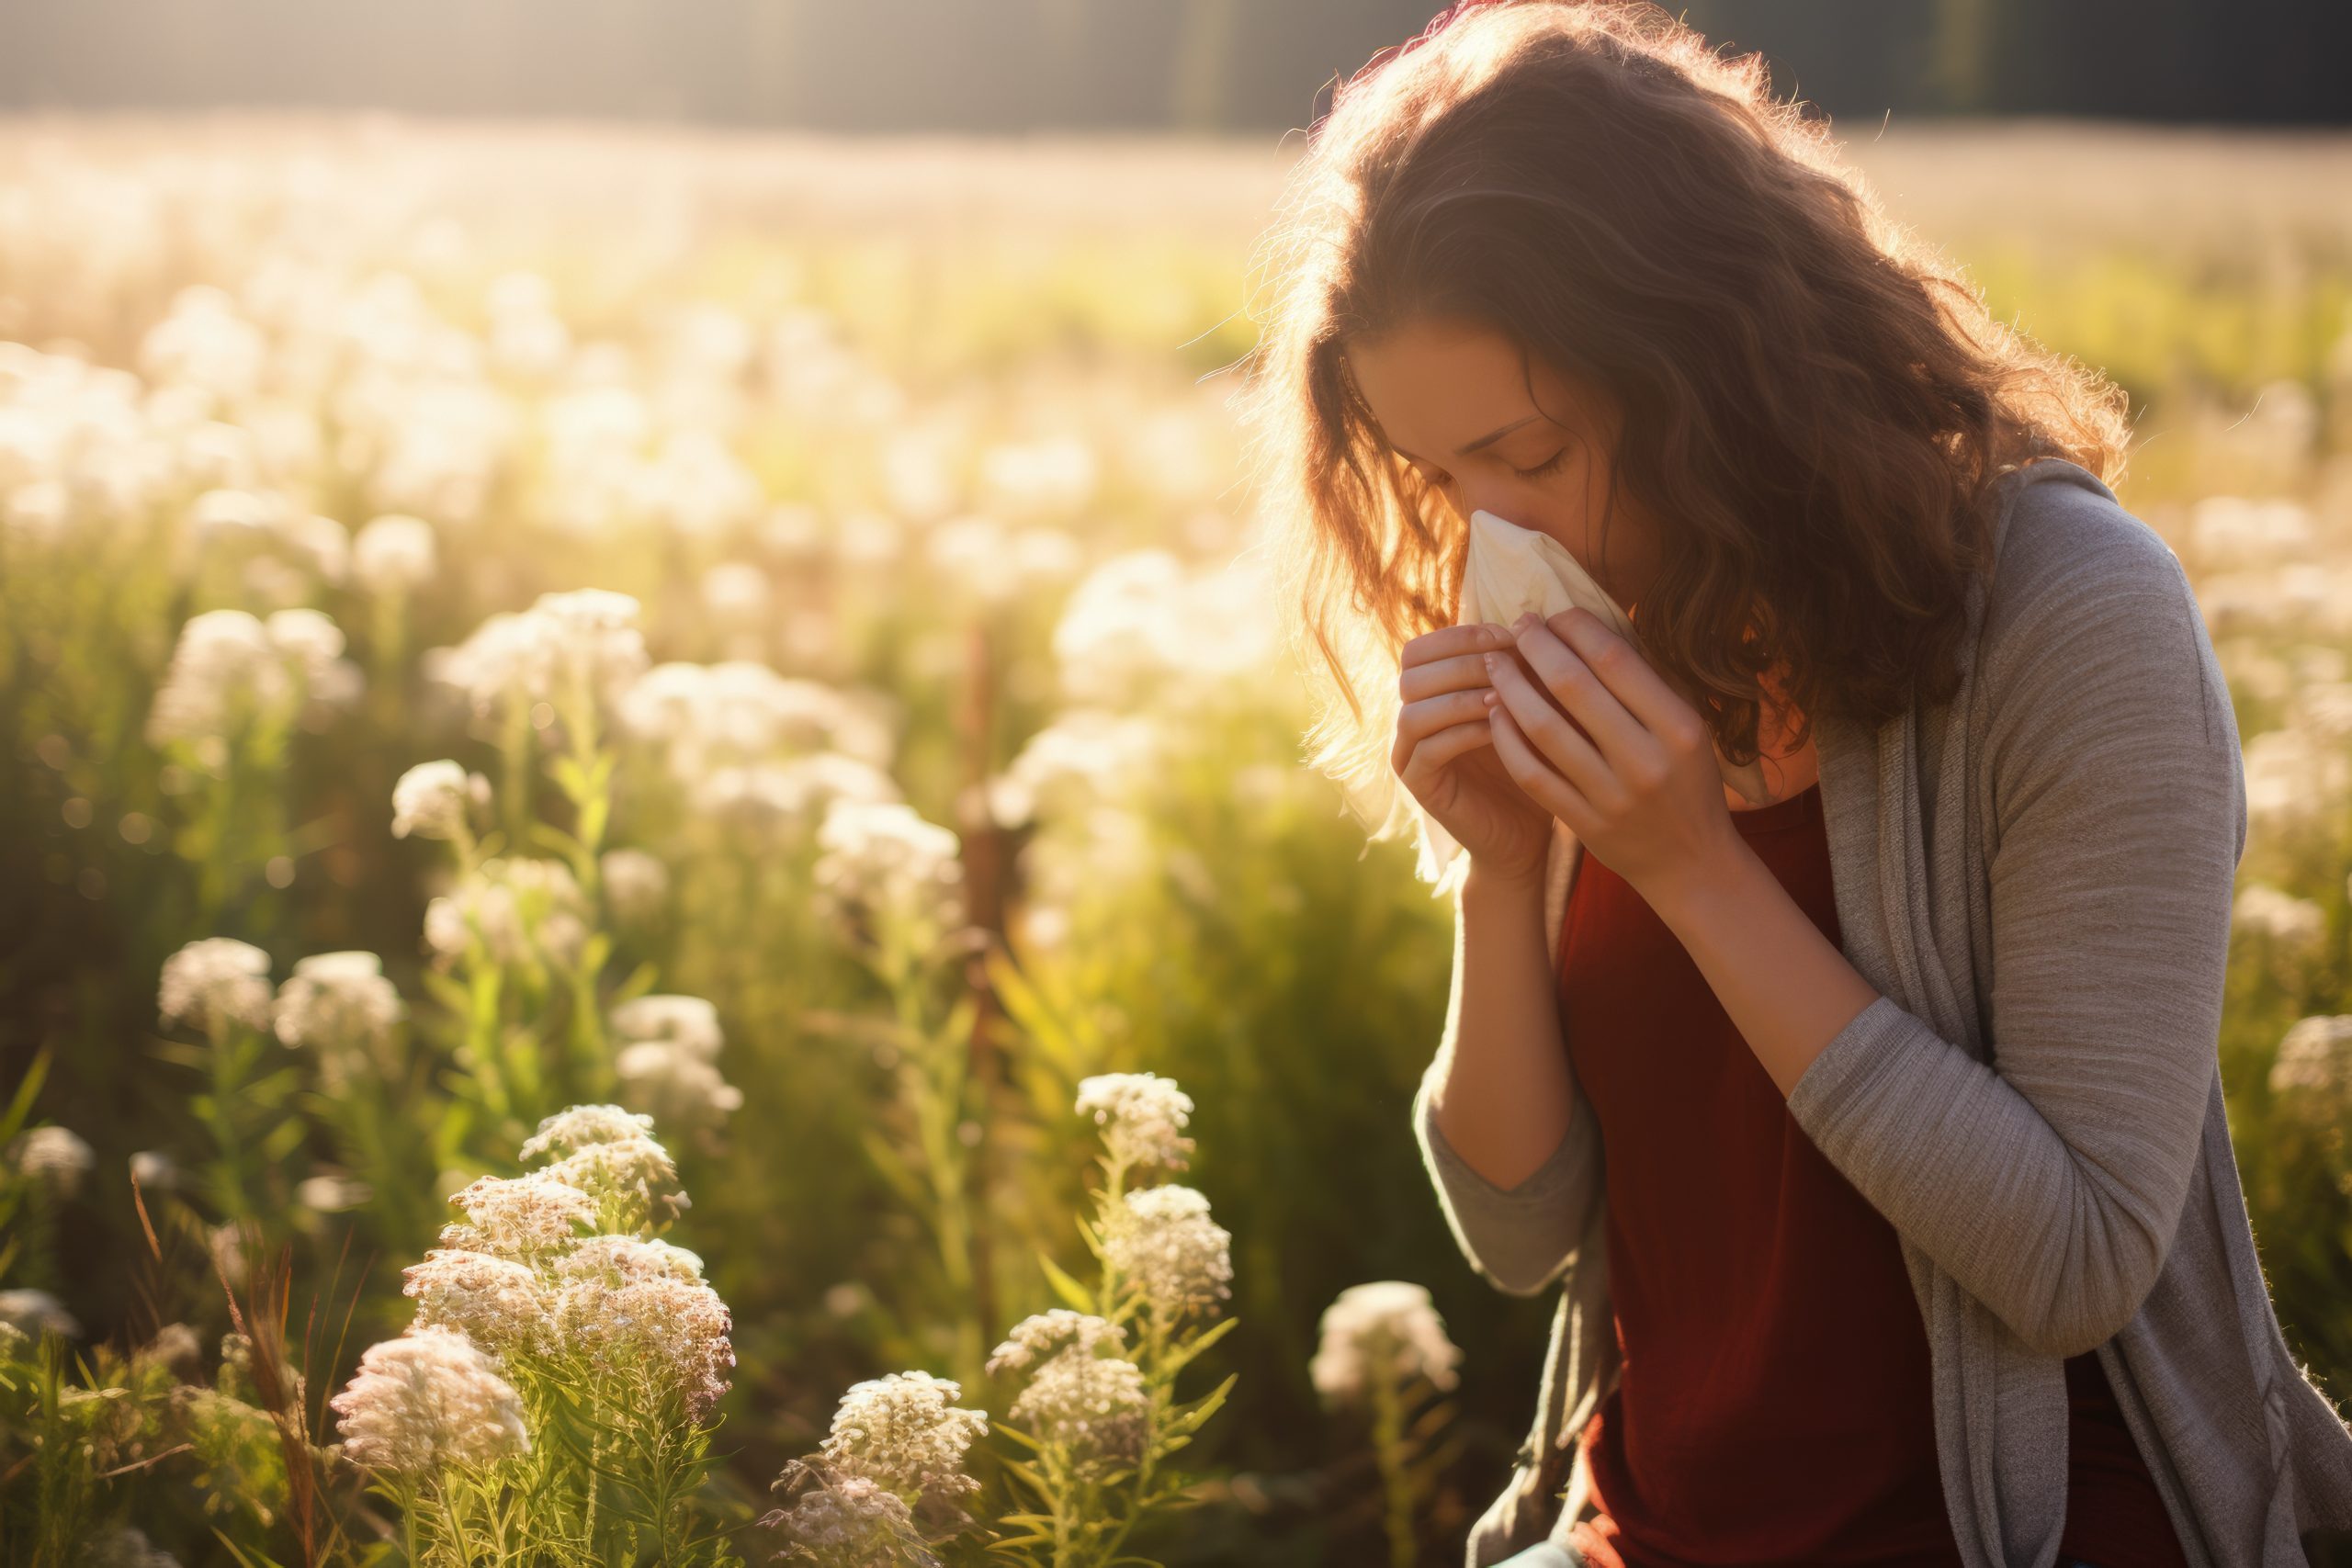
424,856,590,969
1073,1071,1196,1173
327,1325,531,1474
1307,1280,1463,1408
1102,1183,1233,1319
391,759,491,841
272,951,405,1086
611,994,744,1140
158,937,274,1036
816,1369,989,1521
988,1312,1148,1473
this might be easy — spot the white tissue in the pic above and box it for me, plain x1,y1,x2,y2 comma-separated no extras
1411,507,1771,891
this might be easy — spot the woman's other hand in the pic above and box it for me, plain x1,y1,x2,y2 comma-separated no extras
1484,605,1740,909
1393,621,1555,886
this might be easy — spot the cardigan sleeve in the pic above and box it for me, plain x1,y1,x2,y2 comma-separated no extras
1784,513,2247,1359
1411,826,1605,1297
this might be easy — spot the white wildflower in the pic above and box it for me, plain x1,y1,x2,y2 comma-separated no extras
1003,1342,1148,1472
297,1173,372,1212
439,1173,596,1264
352,513,438,593
600,847,670,925
272,952,404,1081
517,1103,657,1162
2271,1015,2352,1112
402,1249,556,1357
391,760,489,840
609,996,723,1061
159,937,274,1036
10,1124,94,1200
538,1135,683,1227
985,1309,1126,1375
820,1371,988,1514
2235,882,2325,942
813,798,965,934
84,1524,182,1568
0,1288,81,1338
424,857,588,968
761,1461,939,1568
130,1149,180,1193
554,1247,733,1420
1102,1184,1232,1318
144,609,288,750
1074,1072,1195,1171
1308,1280,1463,1407
606,998,727,1130
328,1326,531,1473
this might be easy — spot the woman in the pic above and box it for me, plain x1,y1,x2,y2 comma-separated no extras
1233,3,2352,1565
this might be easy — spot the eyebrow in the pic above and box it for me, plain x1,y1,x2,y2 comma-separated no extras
1392,414,1541,466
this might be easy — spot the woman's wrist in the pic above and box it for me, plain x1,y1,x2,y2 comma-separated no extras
1462,854,1548,908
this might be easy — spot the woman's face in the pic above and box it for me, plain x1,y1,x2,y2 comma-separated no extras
1346,314,1662,613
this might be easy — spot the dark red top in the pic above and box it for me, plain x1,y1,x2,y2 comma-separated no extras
1555,781,2189,1568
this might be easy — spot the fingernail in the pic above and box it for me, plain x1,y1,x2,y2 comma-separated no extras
1511,611,1536,633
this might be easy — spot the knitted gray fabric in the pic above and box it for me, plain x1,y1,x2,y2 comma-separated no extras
1411,458,2352,1567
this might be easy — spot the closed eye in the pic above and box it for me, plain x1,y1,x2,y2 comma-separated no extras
1513,449,1569,481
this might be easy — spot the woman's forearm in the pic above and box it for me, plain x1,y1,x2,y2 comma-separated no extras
1651,836,1882,1101
1425,861,1582,1190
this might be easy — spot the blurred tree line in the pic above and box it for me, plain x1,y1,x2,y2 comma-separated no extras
0,0,2344,132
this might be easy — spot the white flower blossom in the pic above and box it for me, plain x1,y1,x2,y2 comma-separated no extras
1102,1184,1232,1318
159,937,274,1036
1074,1072,1195,1171
985,1309,1126,1375
391,759,489,840
819,1371,988,1515
518,1103,657,1161
1308,1280,1463,1407
553,1243,733,1420
813,798,965,935
2271,1014,2352,1113
273,952,404,1081
327,1326,531,1473
424,857,588,968
761,1461,939,1568
0,1289,81,1339
10,1124,94,1199
600,847,670,925
352,513,438,592
1001,1338,1148,1472
439,1173,597,1264
402,1248,556,1357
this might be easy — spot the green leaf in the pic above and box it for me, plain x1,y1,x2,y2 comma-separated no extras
1037,1251,1096,1314
1157,1314,1238,1375
0,1048,51,1142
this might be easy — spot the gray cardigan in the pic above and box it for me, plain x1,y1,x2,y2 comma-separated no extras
1412,458,2352,1567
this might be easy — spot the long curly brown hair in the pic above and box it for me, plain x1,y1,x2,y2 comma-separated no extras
1232,0,2132,867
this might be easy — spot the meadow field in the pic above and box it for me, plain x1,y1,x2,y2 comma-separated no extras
1,115,2349,1565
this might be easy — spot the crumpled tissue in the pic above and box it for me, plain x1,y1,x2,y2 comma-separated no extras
1411,507,1771,891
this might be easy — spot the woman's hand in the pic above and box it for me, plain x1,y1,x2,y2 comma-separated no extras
1392,622,1555,886
1482,605,1741,909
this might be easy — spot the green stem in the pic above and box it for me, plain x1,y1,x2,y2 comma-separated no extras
1369,1366,1419,1568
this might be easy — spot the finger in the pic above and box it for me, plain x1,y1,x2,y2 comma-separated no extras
1545,607,1701,748
1485,639,1609,799
1392,687,1501,774
1402,620,1513,672
1399,716,1496,790
1400,649,1498,703
1488,699,1593,832
1513,615,1646,767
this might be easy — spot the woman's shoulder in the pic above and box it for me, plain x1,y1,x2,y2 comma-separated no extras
1975,457,2206,692
1973,457,2241,779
